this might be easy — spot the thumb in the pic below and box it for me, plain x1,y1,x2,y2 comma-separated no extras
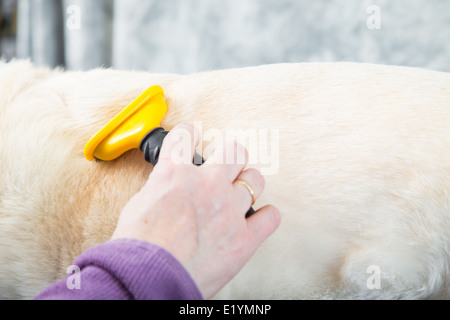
158,123,201,166
246,205,281,251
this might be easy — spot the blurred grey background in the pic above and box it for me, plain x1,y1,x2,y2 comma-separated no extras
0,0,16,59
1,0,449,74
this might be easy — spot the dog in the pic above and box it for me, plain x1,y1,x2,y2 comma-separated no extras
0,59,449,299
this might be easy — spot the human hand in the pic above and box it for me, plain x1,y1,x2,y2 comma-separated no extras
111,124,281,299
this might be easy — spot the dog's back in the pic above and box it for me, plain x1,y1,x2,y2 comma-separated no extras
1,60,449,299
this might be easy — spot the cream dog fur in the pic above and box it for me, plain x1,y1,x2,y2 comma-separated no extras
0,60,449,300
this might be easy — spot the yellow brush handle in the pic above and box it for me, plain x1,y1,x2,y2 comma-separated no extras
84,86,168,162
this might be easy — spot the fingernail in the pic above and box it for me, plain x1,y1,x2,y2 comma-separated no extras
271,206,281,226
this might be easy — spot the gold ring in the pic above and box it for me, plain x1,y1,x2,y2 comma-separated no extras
235,180,257,206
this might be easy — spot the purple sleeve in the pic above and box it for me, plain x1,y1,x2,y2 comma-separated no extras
34,239,203,300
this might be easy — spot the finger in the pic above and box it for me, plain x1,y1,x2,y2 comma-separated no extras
158,124,201,166
204,140,249,182
246,205,281,251
233,168,265,213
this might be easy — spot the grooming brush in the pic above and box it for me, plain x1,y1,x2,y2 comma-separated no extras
84,85,255,218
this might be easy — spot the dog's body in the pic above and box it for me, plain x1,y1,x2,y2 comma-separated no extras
0,60,449,299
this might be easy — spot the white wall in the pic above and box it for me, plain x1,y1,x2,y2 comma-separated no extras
16,0,450,73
